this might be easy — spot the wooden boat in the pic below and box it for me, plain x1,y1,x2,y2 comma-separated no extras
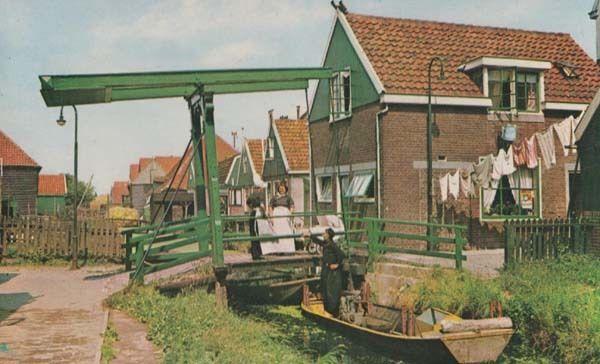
301,298,513,364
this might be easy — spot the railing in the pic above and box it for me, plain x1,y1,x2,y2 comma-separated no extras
504,218,594,265
345,217,467,271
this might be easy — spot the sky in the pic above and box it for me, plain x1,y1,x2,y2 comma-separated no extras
0,0,596,193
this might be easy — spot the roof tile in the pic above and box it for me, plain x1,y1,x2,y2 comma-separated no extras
0,130,39,167
274,118,309,172
38,174,66,196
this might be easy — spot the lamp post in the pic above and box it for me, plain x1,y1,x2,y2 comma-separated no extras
426,57,446,248
57,105,78,269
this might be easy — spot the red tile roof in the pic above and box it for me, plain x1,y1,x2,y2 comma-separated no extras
0,130,39,167
38,174,66,196
246,139,264,176
216,135,238,162
274,118,309,172
139,157,152,172
110,181,129,205
345,13,600,103
129,164,139,182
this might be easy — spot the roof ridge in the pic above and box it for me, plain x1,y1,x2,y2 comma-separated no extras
346,12,570,37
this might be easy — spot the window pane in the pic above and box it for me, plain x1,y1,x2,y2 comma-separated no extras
343,74,351,112
526,73,537,83
346,174,374,197
319,176,332,201
501,82,511,108
488,70,501,81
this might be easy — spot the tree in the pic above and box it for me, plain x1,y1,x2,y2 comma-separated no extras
65,174,97,208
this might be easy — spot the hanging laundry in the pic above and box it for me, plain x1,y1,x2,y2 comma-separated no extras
460,168,474,198
553,116,574,156
507,168,534,202
439,173,449,202
448,169,460,199
536,128,556,169
512,140,528,167
472,154,494,188
525,135,539,169
482,179,499,212
501,124,517,142
492,147,516,180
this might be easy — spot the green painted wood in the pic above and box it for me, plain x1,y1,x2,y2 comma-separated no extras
135,250,212,277
309,20,380,122
262,124,288,180
36,195,66,215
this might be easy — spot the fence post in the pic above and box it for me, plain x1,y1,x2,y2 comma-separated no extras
133,240,145,283
454,227,464,270
366,219,379,273
124,231,132,270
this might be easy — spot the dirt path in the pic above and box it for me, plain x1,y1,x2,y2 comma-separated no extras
109,310,161,364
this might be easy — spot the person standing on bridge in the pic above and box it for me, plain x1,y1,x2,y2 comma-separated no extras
247,195,264,260
321,228,346,316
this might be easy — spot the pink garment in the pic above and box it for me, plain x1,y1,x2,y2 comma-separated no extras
512,140,528,167
536,128,556,169
448,170,460,199
525,135,539,169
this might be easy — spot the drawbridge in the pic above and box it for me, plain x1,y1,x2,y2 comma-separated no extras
38,67,468,306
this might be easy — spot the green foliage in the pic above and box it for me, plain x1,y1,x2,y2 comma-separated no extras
65,174,97,207
101,322,119,363
107,286,309,364
405,255,600,363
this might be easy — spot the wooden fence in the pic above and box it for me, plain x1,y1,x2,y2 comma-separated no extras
1,216,125,260
504,218,595,264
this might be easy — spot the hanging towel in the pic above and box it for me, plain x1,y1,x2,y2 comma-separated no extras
513,140,528,167
525,135,539,169
536,128,556,169
439,173,449,202
482,179,499,212
553,116,574,156
492,147,517,180
460,168,474,198
449,170,460,199
472,154,494,188
507,168,534,202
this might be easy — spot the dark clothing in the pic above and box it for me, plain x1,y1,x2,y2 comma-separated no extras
270,194,294,209
249,207,263,260
321,240,346,316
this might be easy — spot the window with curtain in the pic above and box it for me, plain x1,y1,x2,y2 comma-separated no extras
488,68,540,112
317,175,333,202
329,69,351,121
480,166,541,220
346,173,375,202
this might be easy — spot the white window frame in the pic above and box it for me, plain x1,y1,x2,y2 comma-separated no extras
487,67,542,114
346,172,375,203
316,175,333,203
265,137,275,160
329,68,352,122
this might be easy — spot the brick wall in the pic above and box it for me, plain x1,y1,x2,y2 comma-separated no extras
0,166,40,215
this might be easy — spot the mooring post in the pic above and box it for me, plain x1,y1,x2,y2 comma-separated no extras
201,93,228,307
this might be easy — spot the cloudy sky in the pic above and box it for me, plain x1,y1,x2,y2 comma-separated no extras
0,0,596,193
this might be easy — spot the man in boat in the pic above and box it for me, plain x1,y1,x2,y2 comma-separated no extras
320,228,346,316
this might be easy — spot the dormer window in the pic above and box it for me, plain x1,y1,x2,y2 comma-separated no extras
329,69,351,122
555,61,578,79
488,69,539,112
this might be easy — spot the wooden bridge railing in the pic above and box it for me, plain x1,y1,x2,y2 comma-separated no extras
345,217,467,271
504,218,596,265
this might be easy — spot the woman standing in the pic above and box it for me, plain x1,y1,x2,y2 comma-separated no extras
247,195,264,260
263,182,296,254
320,228,346,316
269,182,294,213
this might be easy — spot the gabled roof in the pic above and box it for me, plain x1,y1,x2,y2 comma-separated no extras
218,154,239,184
215,135,238,162
110,181,129,204
273,118,309,172
38,174,66,196
129,164,139,182
341,12,600,103
0,130,39,167
246,139,265,176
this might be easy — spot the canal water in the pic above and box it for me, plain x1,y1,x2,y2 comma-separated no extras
234,303,409,364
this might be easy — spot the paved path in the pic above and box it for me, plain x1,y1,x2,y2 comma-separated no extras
110,310,161,364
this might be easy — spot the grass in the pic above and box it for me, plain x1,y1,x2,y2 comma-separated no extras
401,254,600,364
101,322,119,364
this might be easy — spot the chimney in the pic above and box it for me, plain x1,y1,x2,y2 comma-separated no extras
268,109,274,127
590,0,600,63
296,105,301,119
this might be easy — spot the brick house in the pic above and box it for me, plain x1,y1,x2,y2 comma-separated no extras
225,139,266,214
0,130,41,216
110,181,129,206
309,8,600,247
262,112,310,213
37,174,67,215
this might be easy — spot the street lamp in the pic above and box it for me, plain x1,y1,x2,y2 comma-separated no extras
57,105,78,269
426,57,446,248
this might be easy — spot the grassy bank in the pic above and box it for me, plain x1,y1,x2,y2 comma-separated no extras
403,255,600,363
107,286,311,363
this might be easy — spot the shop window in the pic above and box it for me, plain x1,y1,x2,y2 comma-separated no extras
481,166,541,220
317,175,333,202
346,173,375,203
329,69,351,122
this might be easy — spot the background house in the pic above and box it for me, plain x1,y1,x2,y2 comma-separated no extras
110,181,130,206
225,138,266,214
310,7,600,248
0,130,41,216
128,156,179,215
37,174,67,215
262,111,310,213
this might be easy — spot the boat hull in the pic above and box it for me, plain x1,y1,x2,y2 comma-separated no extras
301,301,512,364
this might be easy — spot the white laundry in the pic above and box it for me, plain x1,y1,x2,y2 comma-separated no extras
553,116,574,156
448,170,460,199
492,147,516,180
508,168,534,202
439,173,449,202
460,169,474,198
536,128,556,169
482,179,499,212
260,206,296,255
